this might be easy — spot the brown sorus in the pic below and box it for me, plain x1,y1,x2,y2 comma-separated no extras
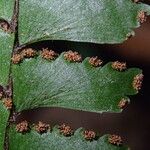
11,54,23,64
132,74,144,91
35,121,50,134
21,48,37,58
16,120,29,133
2,98,12,109
133,0,139,3
138,11,147,23
84,130,96,141
0,91,3,99
64,51,82,62
0,21,10,32
59,124,73,136
108,134,123,146
41,48,58,60
118,98,129,109
89,57,103,67
111,61,126,71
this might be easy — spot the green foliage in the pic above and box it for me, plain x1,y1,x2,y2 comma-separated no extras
9,127,128,150
19,0,150,44
0,0,14,85
0,0,14,20
0,101,9,149
0,0,149,149
0,32,14,85
12,53,141,112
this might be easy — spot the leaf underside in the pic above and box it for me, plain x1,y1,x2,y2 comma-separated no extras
0,1,14,149
0,101,9,149
0,0,14,20
9,127,128,150
12,53,141,113
19,0,150,45
0,0,14,85
0,32,14,85
0,0,149,149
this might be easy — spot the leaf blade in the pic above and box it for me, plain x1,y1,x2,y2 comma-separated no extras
0,1,14,149
0,102,9,149
12,53,141,113
9,127,128,150
0,0,14,20
19,0,150,44
0,32,14,85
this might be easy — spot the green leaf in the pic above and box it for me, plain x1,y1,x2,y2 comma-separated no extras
0,0,14,20
0,0,15,85
9,127,128,150
12,53,141,112
0,32,14,85
0,1,14,149
0,101,9,149
18,0,150,45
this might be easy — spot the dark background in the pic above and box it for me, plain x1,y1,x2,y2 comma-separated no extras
16,1,150,150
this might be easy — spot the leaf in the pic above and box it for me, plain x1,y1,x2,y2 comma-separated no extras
12,53,141,113
9,126,128,150
0,32,14,85
0,1,14,149
0,1,146,149
0,0,15,85
0,101,9,149
0,31,13,150
18,0,150,45
0,0,14,21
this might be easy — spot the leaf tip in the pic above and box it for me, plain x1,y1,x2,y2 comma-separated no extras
126,31,135,40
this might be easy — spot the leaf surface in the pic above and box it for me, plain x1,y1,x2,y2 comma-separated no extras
12,54,141,112
0,0,14,20
19,0,150,45
9,127,128,150
0,101,9,149
0,32,14,85
0,0,15,85
0,1,147,149
0,1,14,149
